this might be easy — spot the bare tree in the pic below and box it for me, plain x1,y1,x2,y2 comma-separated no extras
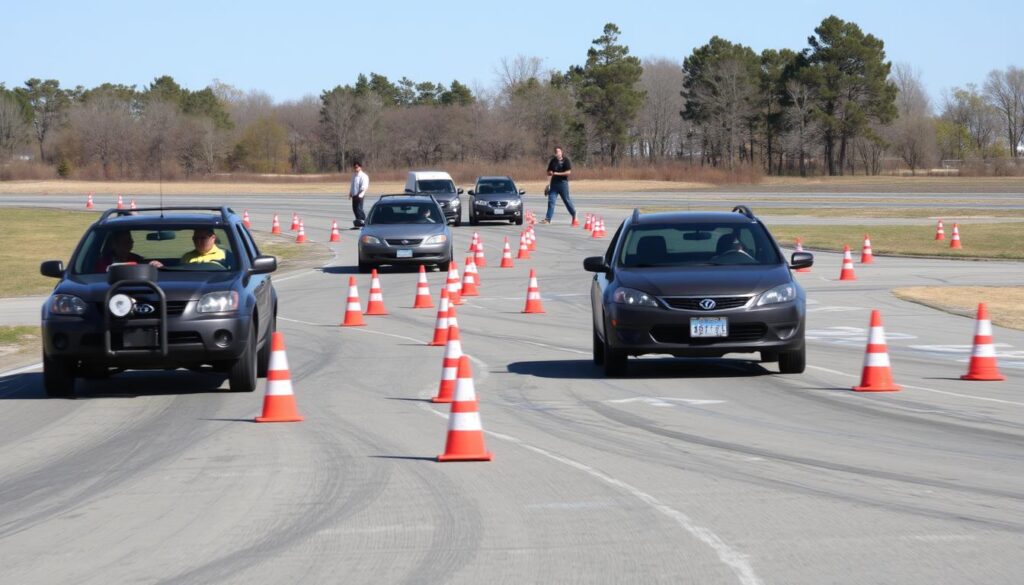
984,66,1024,158
495,55,543,95
69,94,134,178
636,58,685,160
0,91,30,160
887,64,937,174
943,85,1001,158
784,79,818,176
691,58,758,167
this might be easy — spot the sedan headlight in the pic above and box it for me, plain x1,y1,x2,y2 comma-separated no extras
197,291,239,313
423,234,448,245
49,294,88,315
612,287,659,307
360,235,381,245
756,283,797,306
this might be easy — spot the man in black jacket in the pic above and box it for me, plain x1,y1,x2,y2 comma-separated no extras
542,146,577,224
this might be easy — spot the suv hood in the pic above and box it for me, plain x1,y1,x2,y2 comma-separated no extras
55,272,238,302
616,264,790,297
473,193,521,203
420,191,458,202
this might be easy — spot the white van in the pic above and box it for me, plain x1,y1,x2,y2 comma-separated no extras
404,171,463,226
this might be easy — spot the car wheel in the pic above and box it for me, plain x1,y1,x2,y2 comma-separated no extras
256,314,275,378
43,352,76,398
593,326,605,365
778,345,806,374
453,212,462,227
228,327,258,392
515,216,524,225
602,330,627,377
469,213,478,226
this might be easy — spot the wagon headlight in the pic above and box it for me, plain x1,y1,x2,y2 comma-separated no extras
50,294,88,315
197,291,239,313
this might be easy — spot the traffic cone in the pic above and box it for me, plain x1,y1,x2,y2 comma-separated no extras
437,355,493,462
517,231,531,260
429,287,450,346
500,237,515,268
295,219,307,243
950,224,962,249
329,219,341,242
130,198,137,210
794,237,811,272
340,276,366,326
527,226,537,251
461,255,480,296
432,305,461,403
474,239,487,268
290,212,299,231
839,245,856,281
446,262,463,306
961,303,1006,381
467,231,479,253
597,218,607,238
116,195,124,209
860,234,874,264
853,310,901,392
413,265,434,309
522,269,545,313
935,219,945,240
583,214,592,231
86,193,94,209
242,209,251,228
365,269,388,315
271,214,281,234
255,332,304,423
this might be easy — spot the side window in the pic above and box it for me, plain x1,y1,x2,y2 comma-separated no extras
604,222,625,264
235,225,256,263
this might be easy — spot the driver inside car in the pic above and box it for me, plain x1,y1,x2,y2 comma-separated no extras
150,229,226,267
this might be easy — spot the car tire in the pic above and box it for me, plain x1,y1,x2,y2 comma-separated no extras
256,314,275,378
43,352,76,398
469,213,478,226
602,330,628,377
228,327,258,392
593,327,605,365
358,260,373,274
778,345,806,374
453,212,462,227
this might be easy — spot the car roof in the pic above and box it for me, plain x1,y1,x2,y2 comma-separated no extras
373,194,441,205
631,211,759,226
100,213,228,227
476,176,513,182
407,171,453,181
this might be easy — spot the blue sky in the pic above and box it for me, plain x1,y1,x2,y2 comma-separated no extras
4,0,1020,104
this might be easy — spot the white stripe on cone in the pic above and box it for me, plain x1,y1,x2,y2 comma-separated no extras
448,412,483,431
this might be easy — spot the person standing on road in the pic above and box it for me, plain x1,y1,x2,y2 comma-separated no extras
542,146,576,224
349,160,369,227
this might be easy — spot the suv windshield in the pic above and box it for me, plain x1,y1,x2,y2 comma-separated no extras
368,202,442,225
73,227,236,274
475,179,516,194
619,223,781,267
416,179,456,193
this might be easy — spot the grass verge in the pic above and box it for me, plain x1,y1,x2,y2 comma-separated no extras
0,325,40,370
892,287,1024,330
769,223,1024,260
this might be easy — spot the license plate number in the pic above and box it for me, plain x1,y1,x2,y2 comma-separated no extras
493,208,504,215
690,317,728,338
396,249,413,258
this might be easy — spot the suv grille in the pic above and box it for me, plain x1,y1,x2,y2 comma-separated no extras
385,238,423,246
650,323,767,344
93,299,189,316
661,296,752,311
488,201,510,208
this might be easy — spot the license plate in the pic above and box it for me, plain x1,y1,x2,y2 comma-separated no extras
123,326,158,348
493,208,504,215
690,317,728,338
396,249,413,258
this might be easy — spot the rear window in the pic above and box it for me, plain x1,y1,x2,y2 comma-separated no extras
416,179,455,193
73,227,236,273
368,203,442,225
618,223,781,267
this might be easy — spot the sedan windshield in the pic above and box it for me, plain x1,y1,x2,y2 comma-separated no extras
619,223,781,267
368,203,442,225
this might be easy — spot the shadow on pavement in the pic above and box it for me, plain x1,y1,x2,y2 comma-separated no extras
0,369,231,400
369,455,438,462
507,358,775,379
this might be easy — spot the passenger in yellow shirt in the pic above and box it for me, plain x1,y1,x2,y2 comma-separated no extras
181,228,226,264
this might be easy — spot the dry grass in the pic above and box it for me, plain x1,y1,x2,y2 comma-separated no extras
0,209,97,297
0,325,40,371
754,207,1024,219
756,175,1024,193
892,287,1024,330
770,223,1024,260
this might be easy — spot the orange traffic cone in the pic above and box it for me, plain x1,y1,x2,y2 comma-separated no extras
853,310,901,392
860,234,874,264
935,219,945,240
255,332,304,422
529,226,538,251
86,193,94,209
597,218,607,237
517,231,531,260
583,214,593,231
271,214,281,234
461,255,480,296
242,209,251,228
413,265,434,309
432,306,462,403
839,245,856,281
438,355,493,461
295,219,307,243
500,237,515,268
365,269,388,315
474,239,487,268
522,269,545,313
130,198,137,210
961,303,1006,381
446,262,463,305
467,231,479,253
794,238,811,272
429,287,450,346
340,276,366,326
290,212,299,231
329,219,341,242
950,224,962,249
116,195,124,209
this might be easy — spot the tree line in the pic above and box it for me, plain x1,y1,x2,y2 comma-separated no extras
1,16,1021,180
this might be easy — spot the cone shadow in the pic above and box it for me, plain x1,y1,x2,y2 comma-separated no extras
369,455,438,462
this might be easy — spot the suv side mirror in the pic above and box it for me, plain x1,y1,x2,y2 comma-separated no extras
583,256,611,273
519,189,526,195
790,252,814,270
457,188,464,195
40,260,65,278
251,255,277,275
404,188,413,193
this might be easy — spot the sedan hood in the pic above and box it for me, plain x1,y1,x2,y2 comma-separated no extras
56,272,238,302
362,223,448,240
616,264,790,297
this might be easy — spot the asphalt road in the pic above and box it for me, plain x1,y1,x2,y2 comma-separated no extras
1,194,1022,584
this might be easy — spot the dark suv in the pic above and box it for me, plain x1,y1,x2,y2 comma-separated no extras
584,207,813,376
468,176,525,225
39,207,278,397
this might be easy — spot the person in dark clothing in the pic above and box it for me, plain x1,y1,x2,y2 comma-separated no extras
542,146,577,224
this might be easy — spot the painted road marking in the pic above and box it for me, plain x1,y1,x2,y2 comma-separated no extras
807,365,1024,407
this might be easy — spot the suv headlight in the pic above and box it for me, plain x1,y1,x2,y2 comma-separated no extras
506,199,521,206
423,234,448,245
197,291,239,313
756,284,797,306
49,294,88,315
612,287,659,307
450,199,460,207
360,235,381,245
